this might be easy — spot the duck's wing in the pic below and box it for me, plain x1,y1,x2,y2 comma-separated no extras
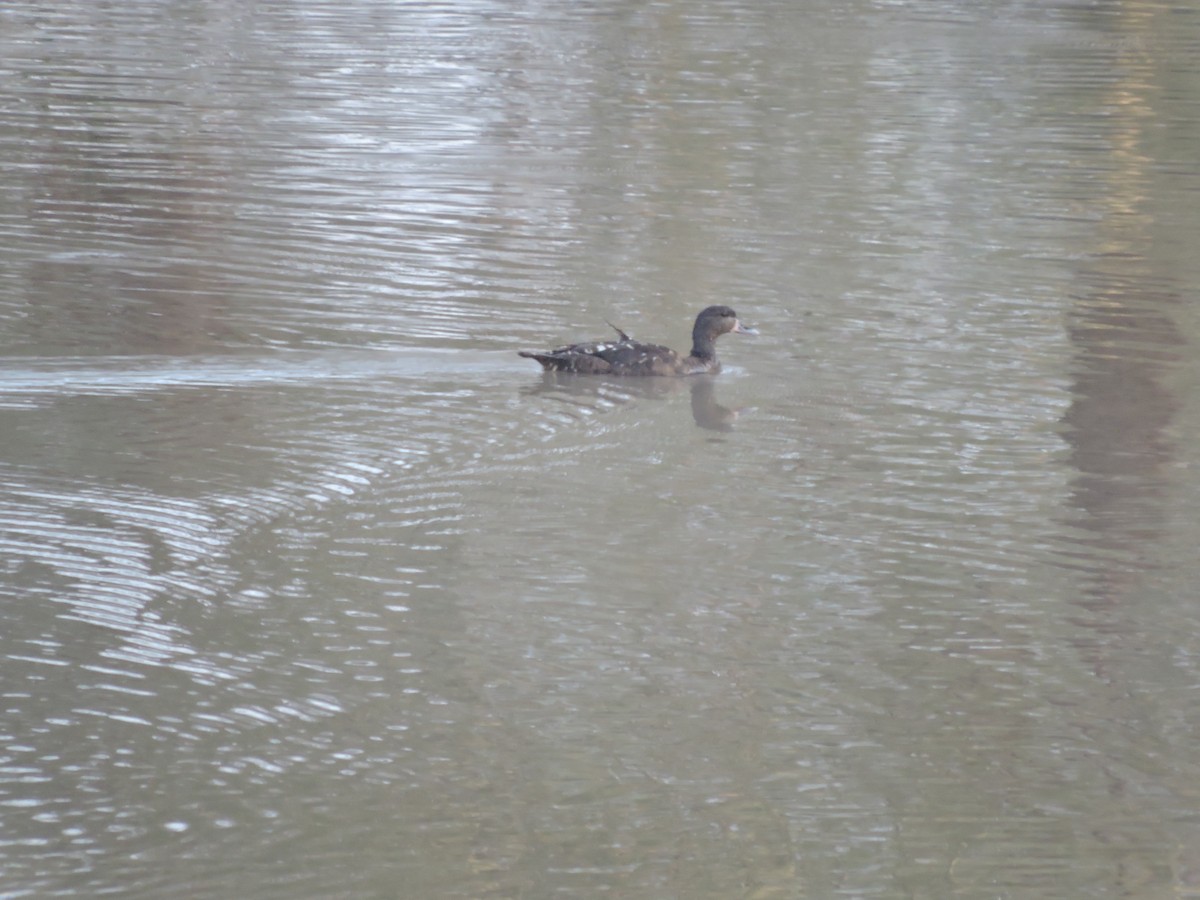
519,337,687,376
596,342,688,376
518,347,615,374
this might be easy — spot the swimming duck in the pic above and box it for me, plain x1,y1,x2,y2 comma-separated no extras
519,305,757,376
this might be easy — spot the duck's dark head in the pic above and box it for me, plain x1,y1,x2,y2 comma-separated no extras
691,305,757,358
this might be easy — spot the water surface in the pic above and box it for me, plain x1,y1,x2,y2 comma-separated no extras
3,1,1200,897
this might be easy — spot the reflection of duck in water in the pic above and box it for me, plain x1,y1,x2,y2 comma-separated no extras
519,371,747,432
519,306,757,376
689,377,743,432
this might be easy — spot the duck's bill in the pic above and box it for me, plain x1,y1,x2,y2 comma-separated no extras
734,320,759,335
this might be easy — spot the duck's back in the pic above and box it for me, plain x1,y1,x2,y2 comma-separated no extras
602,340,692,376
520,338,696,376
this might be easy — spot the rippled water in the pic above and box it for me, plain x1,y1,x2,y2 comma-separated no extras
3,1,1200,897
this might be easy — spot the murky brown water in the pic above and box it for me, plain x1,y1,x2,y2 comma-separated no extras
3,1,1200,897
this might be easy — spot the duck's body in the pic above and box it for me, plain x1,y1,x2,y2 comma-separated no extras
519,305,755,376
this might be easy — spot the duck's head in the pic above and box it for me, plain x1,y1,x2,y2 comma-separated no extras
692,305,758,357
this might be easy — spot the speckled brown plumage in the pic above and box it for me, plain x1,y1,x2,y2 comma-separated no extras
519,306,756,376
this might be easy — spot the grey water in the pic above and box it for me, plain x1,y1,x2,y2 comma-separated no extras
3,1,1200,897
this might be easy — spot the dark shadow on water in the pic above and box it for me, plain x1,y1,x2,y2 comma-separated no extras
1060,274,1180,605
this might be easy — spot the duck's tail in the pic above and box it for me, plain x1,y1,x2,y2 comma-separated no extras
518,350,556,370
518,351,613,374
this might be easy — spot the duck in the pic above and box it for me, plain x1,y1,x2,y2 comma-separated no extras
519,305,757,376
